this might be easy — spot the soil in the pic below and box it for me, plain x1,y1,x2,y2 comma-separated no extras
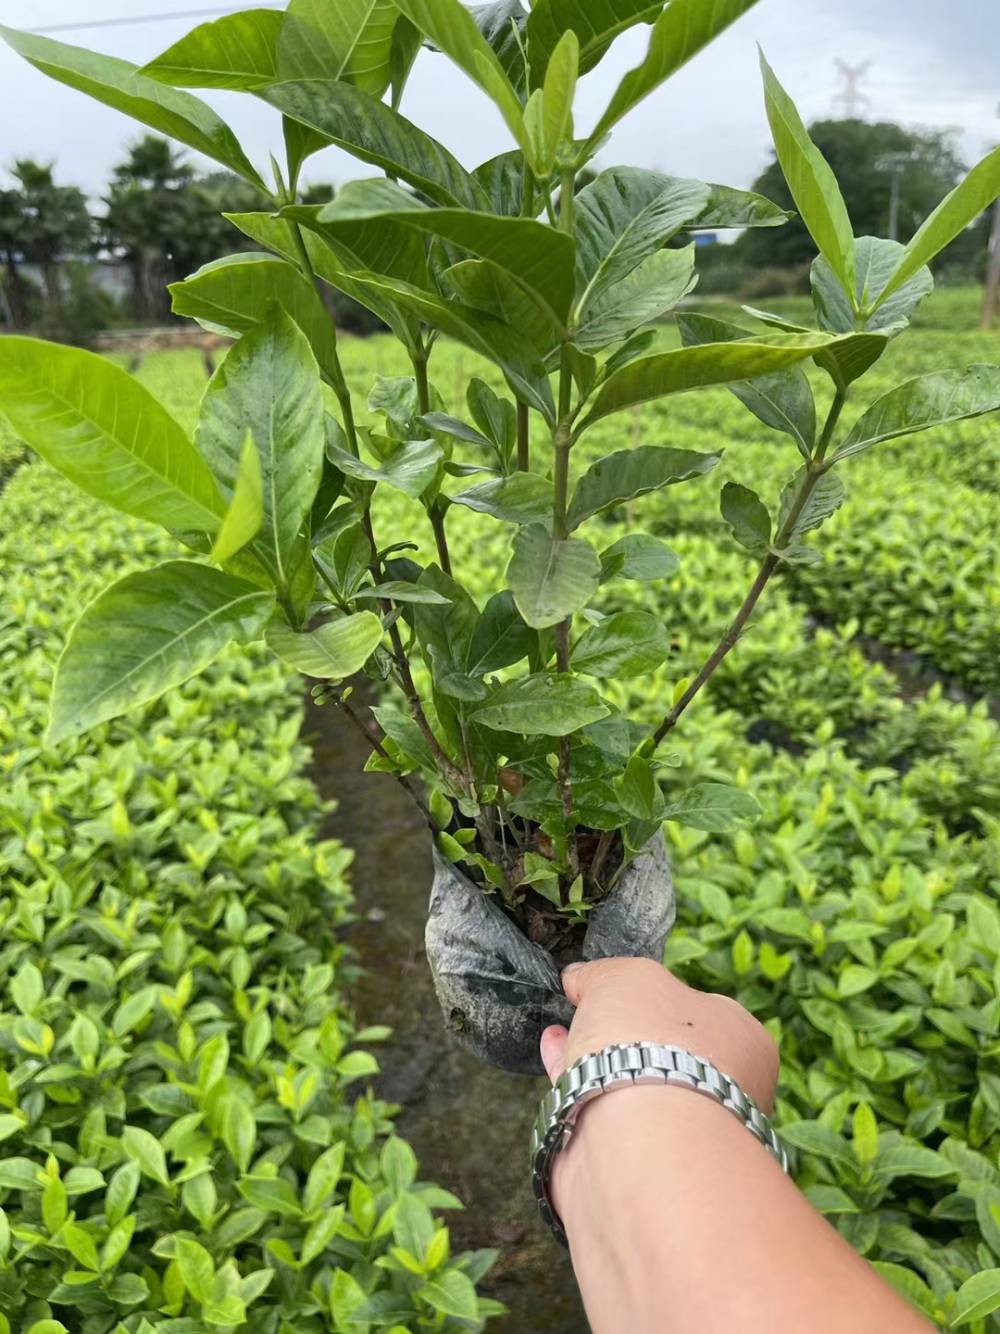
304,692,587,1333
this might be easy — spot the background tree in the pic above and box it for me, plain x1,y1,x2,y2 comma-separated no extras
0,186,30,328
103,136,270,321
3,160,91,318
736,120,968,269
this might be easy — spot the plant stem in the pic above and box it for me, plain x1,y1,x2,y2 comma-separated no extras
412,348,453,575
516,400,530,471
336,692,434,827
590,828,615,891
286,217,361,457
553,168,579,878
650,392,847,750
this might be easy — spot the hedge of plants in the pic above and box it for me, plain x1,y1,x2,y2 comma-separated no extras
320,306,1000,1329
0,458,497,1331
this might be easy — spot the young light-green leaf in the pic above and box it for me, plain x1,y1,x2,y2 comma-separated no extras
523,29,578,177
759,51,855,301
266,614,384,680
47,562,274,746
196,306,326,590
567,446,720,529
507,524,601,628
949,1269,1000,1325
0,25,265,188
833,366,1000,462
874,144,1000,310
0,337,222,533
473,673,610,735
593,0,760,140
211,434,264,566
142,9,282,89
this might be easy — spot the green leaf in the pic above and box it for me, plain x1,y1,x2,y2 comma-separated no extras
950,1268,1000,1326
571,611,669,677
599,534,679,583
143,9,282,89
870,1263,936,1317
811,236,933,335
418,1268,479,1320
301,1206,345,1264
328,438,442,500
467,379,517,453
307,177,576,326
778,1121,854,1166
122,1126,169,1186
0,26,264,188
526,0,661,84
63,1223,100,1272
450,473,554,525
394,1191,435,1259
48,562,274,746
568,446,720,529
467,590,535,675
473,673,609,735
574,169,709,317
220,1096,257,1173
833,366,1000,462
576,244,695,349
266,614,384,680
874,144,1000,310
720,482,771,552
211,434,264,565
676,312,816,456
225,209,424,353
391,0,525,147
615,755,664,821
695,182,792,229
664,782,761,832
873,1145,953,1180
523,29,578,177
579,335,834,430
0,336,222,532
381,1138,419,1194
278,0,399,96
507,524,600,628
593,0,759,140
812,332,888,391
170,252,339,382
196,306,326,589
355,581,451,605
777,469,845,540
852,1102,879,1166
105,1162,140,1227
259,79,486,210
42,1175,68,1235
759,51,855,300
176,1236,216,1304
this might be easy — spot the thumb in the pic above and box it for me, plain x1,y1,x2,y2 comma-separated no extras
540,1025,569,1086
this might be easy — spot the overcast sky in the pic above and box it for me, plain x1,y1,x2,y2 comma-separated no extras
0,1,996,201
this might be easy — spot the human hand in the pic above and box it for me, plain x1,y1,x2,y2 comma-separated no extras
539,957,779,1112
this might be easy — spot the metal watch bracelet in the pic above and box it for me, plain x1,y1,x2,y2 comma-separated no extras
531,1041,789,1247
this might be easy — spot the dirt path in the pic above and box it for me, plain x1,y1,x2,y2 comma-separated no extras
304,694,586,1333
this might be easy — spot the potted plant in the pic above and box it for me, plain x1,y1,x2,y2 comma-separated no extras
2,0,998,1075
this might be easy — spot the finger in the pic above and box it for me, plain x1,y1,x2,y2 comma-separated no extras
560,960,590,1006
540,1025,569,1085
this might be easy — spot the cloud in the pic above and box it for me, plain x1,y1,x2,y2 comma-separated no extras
0,0,995,200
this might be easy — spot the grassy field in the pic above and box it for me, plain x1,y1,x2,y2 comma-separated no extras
3,284,999,1326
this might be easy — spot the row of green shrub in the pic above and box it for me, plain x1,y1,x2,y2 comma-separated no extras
0,455,496,1331
324,320,1000,1329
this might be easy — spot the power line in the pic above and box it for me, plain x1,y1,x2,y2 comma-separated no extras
27,6,279,36
834,59,872,119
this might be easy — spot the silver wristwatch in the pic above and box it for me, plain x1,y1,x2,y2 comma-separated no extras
531,1041,789,1247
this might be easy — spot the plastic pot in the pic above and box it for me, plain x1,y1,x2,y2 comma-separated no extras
424,833,676,1075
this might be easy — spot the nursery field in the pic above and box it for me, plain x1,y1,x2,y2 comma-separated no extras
2,285,1000,1330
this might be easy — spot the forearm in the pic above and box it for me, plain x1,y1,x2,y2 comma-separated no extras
556,1086,933,1334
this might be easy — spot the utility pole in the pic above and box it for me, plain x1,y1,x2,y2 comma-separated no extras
834,60,871,119
980,103,1000,330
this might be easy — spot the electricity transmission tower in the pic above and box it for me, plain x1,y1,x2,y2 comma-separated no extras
834,60,871,119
